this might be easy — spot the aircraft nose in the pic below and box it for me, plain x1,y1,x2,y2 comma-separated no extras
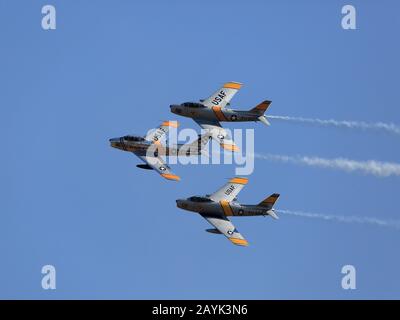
176,199,184,208
170,105,182,115
109,137,120,148
170,104,179,113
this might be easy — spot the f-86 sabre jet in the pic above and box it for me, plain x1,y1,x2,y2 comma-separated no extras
109,121,210,181
170,82,272,152
176,177,279,246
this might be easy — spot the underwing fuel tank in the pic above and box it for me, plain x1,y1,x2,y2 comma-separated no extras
136,164,153,170
206,228,222,234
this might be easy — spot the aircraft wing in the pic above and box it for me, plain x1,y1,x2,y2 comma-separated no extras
202,82,242,109
144,121,178,143
202,214,248,246
209,177,248,202
136,153,180,181
177,133,212,156
194,118,239,152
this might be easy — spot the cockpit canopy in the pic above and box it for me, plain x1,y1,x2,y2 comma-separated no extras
123,135,145,142
188,196,212,203
182,102,206,108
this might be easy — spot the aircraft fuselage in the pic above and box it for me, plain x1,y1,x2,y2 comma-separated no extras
176,197,274,217
170,103,259,122
109,136,203,156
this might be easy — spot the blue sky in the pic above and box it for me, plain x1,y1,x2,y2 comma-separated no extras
1,0,399,299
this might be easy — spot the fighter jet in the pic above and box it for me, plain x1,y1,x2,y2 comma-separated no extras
176,177,279,246
109,121,210,181
170,82,271,152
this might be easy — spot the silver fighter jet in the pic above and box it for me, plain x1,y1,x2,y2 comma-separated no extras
176,177,279,246
109,121,210,181
170,82,271,152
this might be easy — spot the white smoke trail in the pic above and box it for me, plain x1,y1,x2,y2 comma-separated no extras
267,115,400,136
254,153,400,177
277,209,400,230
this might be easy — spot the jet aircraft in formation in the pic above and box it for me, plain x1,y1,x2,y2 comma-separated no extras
109,82,279,246
170,81,271,152
176,177,279,246
109,121,210,181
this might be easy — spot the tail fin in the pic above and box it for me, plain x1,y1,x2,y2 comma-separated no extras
258,193,280,208
249,100,271,116
250,100,272,126
258,193,280,219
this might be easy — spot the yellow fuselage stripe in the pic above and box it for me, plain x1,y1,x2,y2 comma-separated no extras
212,106,228,121
220,200,234,216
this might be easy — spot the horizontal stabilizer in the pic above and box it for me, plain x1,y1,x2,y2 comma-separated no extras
267,209,279,220
258,115,270,126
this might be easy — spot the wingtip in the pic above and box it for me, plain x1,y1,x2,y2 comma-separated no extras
162,121,179,128
161,173,181,181
220,143,240,152
229,237,249,246
229,177,249,185
223,82,242,90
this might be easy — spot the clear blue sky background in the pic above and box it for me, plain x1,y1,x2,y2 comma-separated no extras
1,0,399,299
